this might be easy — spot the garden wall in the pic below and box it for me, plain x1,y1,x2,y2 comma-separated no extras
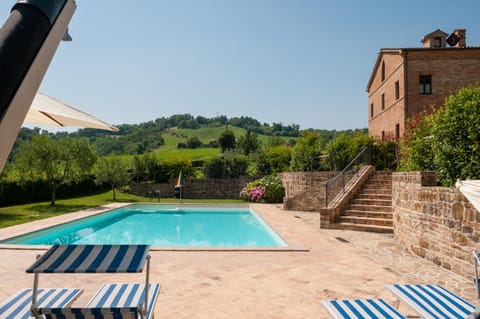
393,172,480,279
278,171,338,211
130,176,257,199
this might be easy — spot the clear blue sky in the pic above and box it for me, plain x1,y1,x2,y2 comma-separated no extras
1,0,479,131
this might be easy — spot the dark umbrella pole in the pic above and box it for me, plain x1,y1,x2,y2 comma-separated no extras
0,0,76,174
175,185,184,203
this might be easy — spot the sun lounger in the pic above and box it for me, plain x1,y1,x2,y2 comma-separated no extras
0,287,82,319
40,283,161,319
322,298,406,319
386,284,475,319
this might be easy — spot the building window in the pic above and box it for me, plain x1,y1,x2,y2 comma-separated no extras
433,37,441,48
419,75,432,95
381,93,385,110
395,124,400,140
395,81,400,100
381,61,385,81
370,103,374,117
381,131,385,141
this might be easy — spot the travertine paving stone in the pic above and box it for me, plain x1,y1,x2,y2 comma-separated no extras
0,203,477,318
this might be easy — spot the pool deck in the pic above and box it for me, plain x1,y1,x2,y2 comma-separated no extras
0,203,477,318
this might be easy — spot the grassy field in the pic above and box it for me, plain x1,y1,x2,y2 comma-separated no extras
109,125,297,163
0,190,245,229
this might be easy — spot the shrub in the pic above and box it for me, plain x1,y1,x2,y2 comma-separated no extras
186,136,202,149
240,175,284,203
400,86,480,186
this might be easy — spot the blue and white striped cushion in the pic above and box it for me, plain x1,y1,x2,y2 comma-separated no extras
386,284,475,319
41,307,138,319
41,284,160,319
26,245,150,273
87,283,160,319
322,298,406,319
0,288,82,319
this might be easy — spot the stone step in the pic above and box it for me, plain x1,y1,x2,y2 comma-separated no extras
368,177,392,182
338,216,393,227
350,198,392,206
360,188,392,195
349,204,392,212
356,194,392,200
365,181,392,189
343,209,393,219
329,222,394,233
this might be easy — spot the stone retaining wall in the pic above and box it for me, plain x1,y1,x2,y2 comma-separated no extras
393,172,480,278
130,176,257,199
278,172,338,211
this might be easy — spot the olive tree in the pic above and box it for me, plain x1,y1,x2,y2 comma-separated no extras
95,157,130,200
15,134,96,206
290,130,324,171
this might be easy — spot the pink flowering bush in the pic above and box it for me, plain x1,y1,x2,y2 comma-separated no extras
248,186,265,202
240,176,284,203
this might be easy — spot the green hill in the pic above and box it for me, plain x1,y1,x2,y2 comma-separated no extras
156,126,294,161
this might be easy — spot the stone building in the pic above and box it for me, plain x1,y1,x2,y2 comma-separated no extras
367,29,480,139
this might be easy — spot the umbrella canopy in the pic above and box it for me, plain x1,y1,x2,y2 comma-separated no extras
24,92,118,131
456,180,480,212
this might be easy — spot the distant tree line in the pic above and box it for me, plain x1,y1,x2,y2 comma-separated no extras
10,114,304,157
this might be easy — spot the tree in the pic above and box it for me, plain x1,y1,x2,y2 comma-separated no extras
15,135,96,206
325,133,373,170
290,130,323,171
218,129,236,153
237,131,260,155
400,86,480,186
265,145,292,173
95,157,129,200
186,136,202,149
400,112,435,172
432,86,480,185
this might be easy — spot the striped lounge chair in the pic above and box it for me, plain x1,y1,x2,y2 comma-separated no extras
0,287,82,319
386,284,476,319
322,298,406,319
40,283,161,319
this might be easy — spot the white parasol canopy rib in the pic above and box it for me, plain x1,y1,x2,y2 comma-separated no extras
24,92,118,131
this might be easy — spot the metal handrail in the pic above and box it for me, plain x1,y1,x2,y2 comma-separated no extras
324,146,371,207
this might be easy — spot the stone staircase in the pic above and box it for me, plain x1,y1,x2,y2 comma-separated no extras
333,171,393,233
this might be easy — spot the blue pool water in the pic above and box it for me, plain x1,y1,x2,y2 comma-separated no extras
1,205,287,247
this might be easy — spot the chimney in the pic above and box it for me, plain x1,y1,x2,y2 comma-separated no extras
453,29,466,48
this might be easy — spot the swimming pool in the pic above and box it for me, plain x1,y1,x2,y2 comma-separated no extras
1,204,287,247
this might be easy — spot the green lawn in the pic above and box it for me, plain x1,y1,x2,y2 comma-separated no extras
0,190,245,229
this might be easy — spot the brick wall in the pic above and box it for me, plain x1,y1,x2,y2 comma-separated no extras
368,48,480,139
393,172,480,278
278,171,338,211
406,49,480,118
130,176,257,199
368,52,405,139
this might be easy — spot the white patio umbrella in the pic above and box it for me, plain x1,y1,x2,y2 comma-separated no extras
456,180,480,212
24,92,118,131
